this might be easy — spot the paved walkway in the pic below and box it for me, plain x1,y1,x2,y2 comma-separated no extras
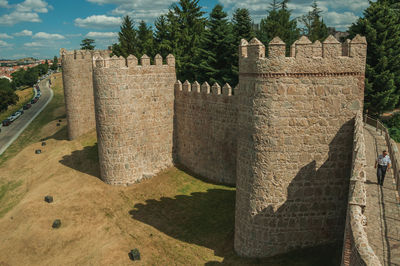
0,78,53,155
364,124,400,266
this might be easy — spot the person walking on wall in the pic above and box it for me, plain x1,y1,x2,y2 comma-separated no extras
375,150,391,186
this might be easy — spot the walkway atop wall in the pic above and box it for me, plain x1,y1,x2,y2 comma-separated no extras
364,124,400,266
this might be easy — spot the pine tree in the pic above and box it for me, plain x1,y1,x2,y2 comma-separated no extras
51,56,58,71
232,8,254,45
231,8,254,84
257,0,300,53
196,4,234,85
170,0,206,81
349,0,400,115
154,15,174,58
137,20,155,58
80,38,96,50
113,16,138,58
300,1,329,42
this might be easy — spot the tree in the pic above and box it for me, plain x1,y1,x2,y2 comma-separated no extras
256,0,300,53
348,0,400,115
169,0,206,81
80,38,96,50
232,8,254,45
154,15,174,58
0,78,18,112
112,15,138,58
231,8,255,84
51,56,58,71
11,68,25,88
196,4,235,85
137,20,155,58
300,1,329,42
24,67,39,86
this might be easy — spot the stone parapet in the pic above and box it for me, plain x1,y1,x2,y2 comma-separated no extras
92,54,176,185
174,80,238,185
341,111,381,266
239,35,367,76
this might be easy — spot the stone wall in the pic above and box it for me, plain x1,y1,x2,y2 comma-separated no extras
341,111,381,266
61,49,109,140
234,35,367,257
92,54,176,185
174,80,238,185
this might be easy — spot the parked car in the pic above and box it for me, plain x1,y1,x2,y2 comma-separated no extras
31,98,38,104
8,114,17,121
11,112,21,120
23,103,32,110
18,108,24,115
2,119,11,126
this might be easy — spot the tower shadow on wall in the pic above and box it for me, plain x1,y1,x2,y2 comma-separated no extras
59,143,101,178
128,120,353,265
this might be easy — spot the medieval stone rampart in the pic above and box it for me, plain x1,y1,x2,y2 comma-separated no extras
92,54,176,185
341,111,381,266
61,49,110,140
174,80,238,185
234,35,367,257
61,34,368,259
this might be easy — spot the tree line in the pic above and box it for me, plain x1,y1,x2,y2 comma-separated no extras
81,0,400,118
90,0,329,86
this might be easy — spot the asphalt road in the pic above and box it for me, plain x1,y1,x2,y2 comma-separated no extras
0,78,53,155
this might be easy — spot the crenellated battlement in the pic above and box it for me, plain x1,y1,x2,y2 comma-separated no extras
174,80,235,96
92,53,175,69
239,35,367,75
60,48,110,62
61,35,368,258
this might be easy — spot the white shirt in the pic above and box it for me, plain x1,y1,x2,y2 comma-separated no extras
377,154,391,166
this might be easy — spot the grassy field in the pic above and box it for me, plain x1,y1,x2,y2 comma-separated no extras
0,87,34,122
0,73,341,265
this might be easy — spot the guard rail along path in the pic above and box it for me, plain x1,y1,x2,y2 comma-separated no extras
364,115,400,193
341,111,381,266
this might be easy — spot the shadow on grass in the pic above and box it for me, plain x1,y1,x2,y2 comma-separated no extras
129,188,342,265
59,143,100,178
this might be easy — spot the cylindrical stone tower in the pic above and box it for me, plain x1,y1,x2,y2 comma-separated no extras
92,54,176,185
234,35,367,257
61,49,109,140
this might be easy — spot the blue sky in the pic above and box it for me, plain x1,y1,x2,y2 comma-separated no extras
0,0,371,59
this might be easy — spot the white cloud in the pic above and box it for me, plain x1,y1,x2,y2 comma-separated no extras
0,33,13,39
33,32,65,40
0,11,41,25
0,0,51,25
87,0,175,23
74,15,122,29
24,41,45,47
0,0,9,8
0,40,11,47
219,0,369,30
14,29,33,36
85,31,118,38
15,0,52,13
324,11,359,29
